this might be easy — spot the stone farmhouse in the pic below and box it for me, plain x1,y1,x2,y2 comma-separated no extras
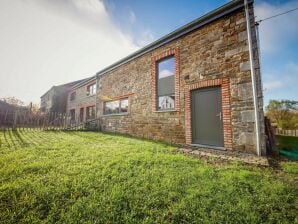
66,76,97,123
40,79,86,113
41,0,266,156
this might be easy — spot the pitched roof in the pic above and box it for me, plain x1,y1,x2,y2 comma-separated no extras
40,78,89,98
70,76,96,90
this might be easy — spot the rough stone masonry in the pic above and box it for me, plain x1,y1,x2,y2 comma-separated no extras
95,0,266,155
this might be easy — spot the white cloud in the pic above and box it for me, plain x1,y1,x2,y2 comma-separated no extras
159,69,173,78
255,1,298,54
128,9,136,25
263,61,298,93
263,80,284,91
0,0,138,104
136,29,155,47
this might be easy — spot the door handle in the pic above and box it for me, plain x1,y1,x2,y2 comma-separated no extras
216,112,222,121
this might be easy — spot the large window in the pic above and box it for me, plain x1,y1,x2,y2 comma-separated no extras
70,92,76,101
157,56,175,110
104,98,128,115
87,83,96,96
86,106,96,120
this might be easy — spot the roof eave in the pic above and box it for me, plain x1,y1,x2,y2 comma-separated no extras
70,76,96,90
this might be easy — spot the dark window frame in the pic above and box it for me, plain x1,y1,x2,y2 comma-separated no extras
104,98,129,115
87,83,96,96
152,48,180,113
156,56,175,111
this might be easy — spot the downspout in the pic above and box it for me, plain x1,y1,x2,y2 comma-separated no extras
255,22,264,95
244,0,261,156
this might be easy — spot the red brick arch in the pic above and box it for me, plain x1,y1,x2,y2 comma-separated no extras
185,78,232,150
151,47,180,112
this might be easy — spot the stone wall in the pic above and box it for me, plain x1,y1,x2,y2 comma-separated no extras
96,5,266,155
40,86,68,113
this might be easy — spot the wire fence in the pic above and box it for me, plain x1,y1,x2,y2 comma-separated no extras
0,109,99,131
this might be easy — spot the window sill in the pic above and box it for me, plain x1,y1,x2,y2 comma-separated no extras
154,109,177,113
101,112,129,117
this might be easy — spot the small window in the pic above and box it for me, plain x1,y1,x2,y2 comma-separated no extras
87,83,96,96
70,92,76,101
86,106,96,120
104,98,129,115
157,56,175,111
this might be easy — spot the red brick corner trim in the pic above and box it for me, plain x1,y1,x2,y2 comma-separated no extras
151,47,180,112
185,78,232,150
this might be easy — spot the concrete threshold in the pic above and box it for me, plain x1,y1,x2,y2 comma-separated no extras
177,147,269,166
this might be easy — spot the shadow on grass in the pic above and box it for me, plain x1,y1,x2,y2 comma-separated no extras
3,130,11,148
7,130,18,149
63,130,175,149
12,130,30,147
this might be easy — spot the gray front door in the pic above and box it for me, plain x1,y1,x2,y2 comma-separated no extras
191,87,224,147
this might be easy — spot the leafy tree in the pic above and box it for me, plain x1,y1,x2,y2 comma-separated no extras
0,97,25,106
266,100,298,129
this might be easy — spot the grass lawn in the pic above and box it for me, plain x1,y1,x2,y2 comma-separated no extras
0,130,297,223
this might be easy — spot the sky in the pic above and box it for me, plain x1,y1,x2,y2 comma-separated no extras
0,0,297,106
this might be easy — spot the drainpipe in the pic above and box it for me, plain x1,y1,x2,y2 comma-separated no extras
255,22,264,96
244,0,261,156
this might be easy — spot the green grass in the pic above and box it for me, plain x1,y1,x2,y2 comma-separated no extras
281,162,298,174
276,135,298,150
0,130,297,224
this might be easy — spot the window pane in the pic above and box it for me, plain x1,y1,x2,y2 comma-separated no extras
158,57,174,80
92,84,96,95
157,56,175,110
104,101,119,114
158,95,175,110
87,84,96,96
120,99,128,113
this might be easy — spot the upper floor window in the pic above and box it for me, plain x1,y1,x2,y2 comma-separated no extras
104,98,128,115
157,56,175,111
87,83,96,96
70,92,76,101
